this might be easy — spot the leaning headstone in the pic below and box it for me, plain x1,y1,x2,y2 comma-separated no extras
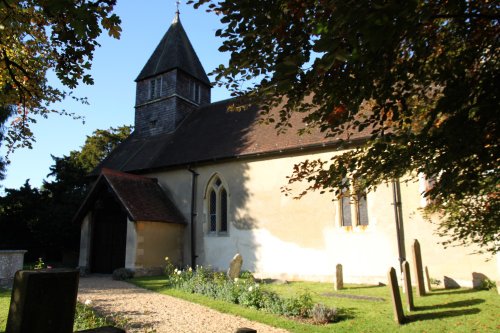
227,253,243,279
387,267,405,325
402,261,414,311
424,266,432,292
412,239,426,296
334,264,344,291
6,269,79,333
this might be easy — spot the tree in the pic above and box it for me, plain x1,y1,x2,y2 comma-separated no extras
0,0,121,153
0,125,131,261
189,0,499,253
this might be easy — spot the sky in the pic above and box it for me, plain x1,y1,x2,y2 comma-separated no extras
1,0,231,191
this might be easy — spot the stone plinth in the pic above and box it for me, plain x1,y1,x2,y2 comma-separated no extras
0,250,27,288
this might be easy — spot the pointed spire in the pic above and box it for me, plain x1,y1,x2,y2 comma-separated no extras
135,5,210,85
173,0,180,23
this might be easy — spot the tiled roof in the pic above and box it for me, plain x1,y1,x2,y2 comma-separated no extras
74,168,186,224
94,98,371,175
135,13,210,85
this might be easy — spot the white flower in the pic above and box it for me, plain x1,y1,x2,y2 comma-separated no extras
248,286,253,292
165,256,169,261
188,267,192,272
234,278,239,282
176,270,182,275
84,299,92,306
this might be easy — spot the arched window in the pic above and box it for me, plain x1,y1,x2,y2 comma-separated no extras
206,175,229,235
339,181,369,227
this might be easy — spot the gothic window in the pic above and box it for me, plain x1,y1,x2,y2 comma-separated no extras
339,186,369,227
206,175,229,235
340,191,352,227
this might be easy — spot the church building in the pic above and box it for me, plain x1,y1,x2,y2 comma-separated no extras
75,13,498,288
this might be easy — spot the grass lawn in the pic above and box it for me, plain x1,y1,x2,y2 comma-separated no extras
0,289,9,332
131,276,500,333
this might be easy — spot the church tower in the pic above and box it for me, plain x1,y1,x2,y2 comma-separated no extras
134,12,211,137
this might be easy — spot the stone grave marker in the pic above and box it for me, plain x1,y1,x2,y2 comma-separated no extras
334,264,343,291
388,267,405,325
0,250,27,288
227,253,243,279
424,266,432,292
412,239,426,296
6,269,79,333
402,261,414,311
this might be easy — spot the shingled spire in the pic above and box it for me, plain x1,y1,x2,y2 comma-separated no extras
134,12,211,137
135,13,209,85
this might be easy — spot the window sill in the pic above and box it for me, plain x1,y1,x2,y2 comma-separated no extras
206,232,230,237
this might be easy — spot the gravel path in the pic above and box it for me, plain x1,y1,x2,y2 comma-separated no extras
78,276,290,333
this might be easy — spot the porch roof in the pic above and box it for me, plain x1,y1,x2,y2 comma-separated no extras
74,168,186,224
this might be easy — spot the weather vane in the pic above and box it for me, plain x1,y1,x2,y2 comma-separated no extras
176,0,180,14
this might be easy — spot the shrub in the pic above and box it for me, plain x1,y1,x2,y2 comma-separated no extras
281,292,314,318
310,303,338,324
163,264,333,322
112,268,134,281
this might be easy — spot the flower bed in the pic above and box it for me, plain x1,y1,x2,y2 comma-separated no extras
163,257,337,324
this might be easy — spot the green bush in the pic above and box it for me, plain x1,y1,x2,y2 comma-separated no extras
310,303,338,324
162,259,319,319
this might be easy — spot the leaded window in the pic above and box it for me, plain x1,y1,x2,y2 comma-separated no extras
339,187,369,227
206,175,229,235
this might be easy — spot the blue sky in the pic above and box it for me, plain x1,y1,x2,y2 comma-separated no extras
1,0,231,191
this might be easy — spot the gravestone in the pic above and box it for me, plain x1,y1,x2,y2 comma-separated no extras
424,266,432,292
334,264,343,291
0,250,27,288
227,253,243,279
6,269,79,333
412,239,426,296
402,261,414,311
387,267,405,325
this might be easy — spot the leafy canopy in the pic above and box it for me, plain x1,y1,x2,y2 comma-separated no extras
189,0,499,253
0,125,131,259
0,0,121,153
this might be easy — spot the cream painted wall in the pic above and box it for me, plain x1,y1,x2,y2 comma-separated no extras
125,218,137,270
148,150,498,287
134,221,184,274
399,178,498,288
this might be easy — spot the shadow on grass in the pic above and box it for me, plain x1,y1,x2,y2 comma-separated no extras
335,307,356,322
406,308,480,323
344,284,386,290
430,288,479,296
415,298,485,311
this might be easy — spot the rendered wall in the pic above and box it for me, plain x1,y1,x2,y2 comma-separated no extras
150,150,498,287
78,212,92,270
134,221,184,276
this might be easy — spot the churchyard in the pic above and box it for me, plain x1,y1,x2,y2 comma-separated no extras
0,251,498,332
131,275,499,333
0,270,499,332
